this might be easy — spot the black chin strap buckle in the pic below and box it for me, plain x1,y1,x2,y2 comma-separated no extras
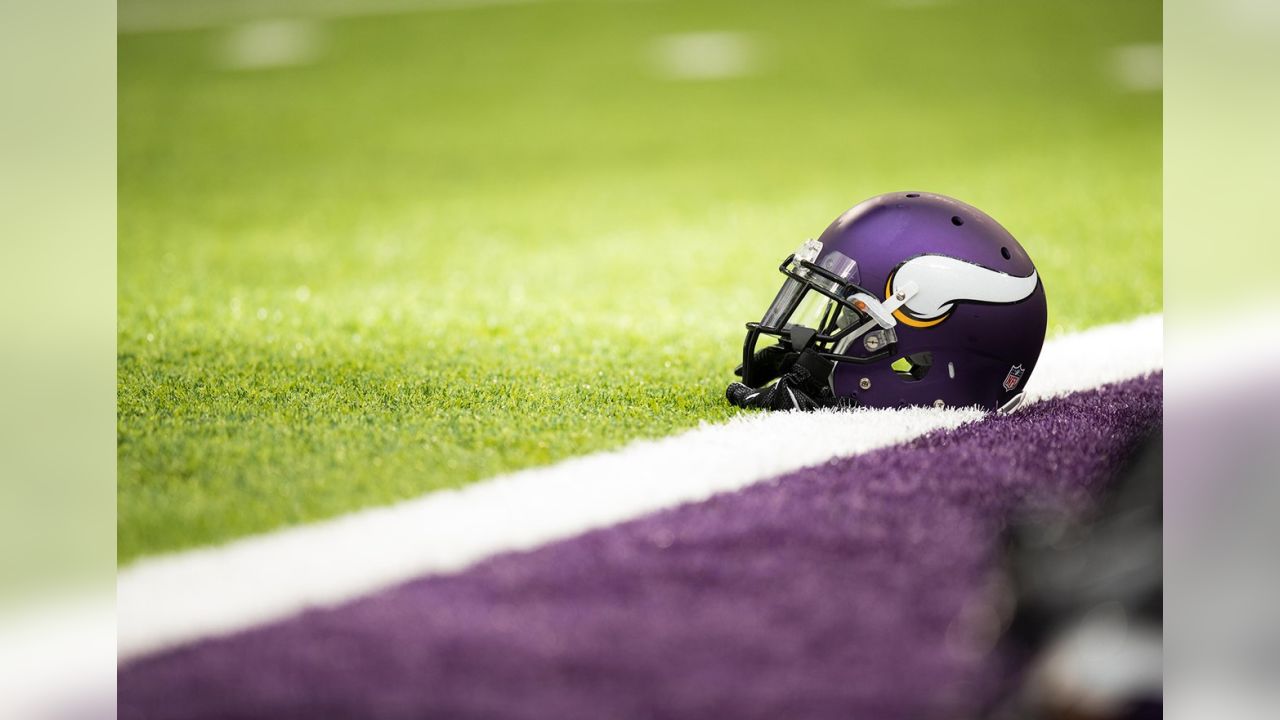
726,348,850,412
787,326,817,352
789,347,834,394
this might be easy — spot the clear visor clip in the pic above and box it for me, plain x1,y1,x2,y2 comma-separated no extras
833,281,919,355
849,280,919,329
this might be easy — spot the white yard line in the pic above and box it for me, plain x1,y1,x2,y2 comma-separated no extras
117,314,1162,662
1,591,116,719
1023,314,1163,401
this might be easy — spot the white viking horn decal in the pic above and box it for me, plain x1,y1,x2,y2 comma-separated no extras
889,255,1038,327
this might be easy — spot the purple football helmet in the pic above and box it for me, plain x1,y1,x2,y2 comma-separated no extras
735,192,1047,412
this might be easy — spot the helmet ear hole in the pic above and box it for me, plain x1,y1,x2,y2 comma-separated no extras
891,352,933,381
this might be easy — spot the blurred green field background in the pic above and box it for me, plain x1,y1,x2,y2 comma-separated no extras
118,0,1161,563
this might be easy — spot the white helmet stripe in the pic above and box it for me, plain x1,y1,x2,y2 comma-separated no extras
892,255,1038,320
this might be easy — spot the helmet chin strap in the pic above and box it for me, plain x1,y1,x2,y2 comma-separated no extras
726,348,852,412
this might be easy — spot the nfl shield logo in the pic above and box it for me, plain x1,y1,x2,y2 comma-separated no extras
1003,364,1025,392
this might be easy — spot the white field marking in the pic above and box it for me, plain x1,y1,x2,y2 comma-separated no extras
118,314,1162,662
1111,43,1163,92
1023,313,1162,403
649,32,758,81
217,19,324,71
119,0,543,35
0,591,116,719
1165,305,1280,404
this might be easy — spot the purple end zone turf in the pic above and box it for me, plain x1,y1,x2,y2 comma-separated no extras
119,374,1162,720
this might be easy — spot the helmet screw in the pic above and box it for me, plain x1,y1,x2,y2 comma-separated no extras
933,399,945,408
859,378,872,390
895,291,906,301
864,334,881,350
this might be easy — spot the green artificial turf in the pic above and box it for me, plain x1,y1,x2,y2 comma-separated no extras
118,0,1161,563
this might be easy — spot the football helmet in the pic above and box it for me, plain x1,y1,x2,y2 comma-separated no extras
728,192,1047,412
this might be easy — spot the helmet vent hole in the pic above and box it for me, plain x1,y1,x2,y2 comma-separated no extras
951,215,964,226
1000,246,1011,260
906,193,920,198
